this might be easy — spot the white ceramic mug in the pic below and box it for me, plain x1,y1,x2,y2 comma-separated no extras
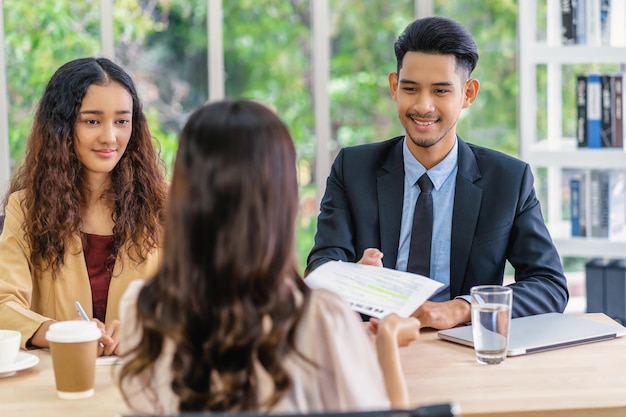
0,329,21,369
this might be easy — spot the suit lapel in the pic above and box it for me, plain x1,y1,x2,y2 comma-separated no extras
377,139,404,268
450,139,482,297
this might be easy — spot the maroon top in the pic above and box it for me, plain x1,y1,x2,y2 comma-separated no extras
81,232,115,322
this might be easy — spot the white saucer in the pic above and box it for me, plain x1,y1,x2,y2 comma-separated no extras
0,352,39,378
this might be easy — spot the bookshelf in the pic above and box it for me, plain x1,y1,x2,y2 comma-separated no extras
518,0,626,259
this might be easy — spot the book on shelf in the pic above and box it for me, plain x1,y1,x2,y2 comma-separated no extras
568,169,589,237
612,73,624,148
576,73,625,149
601,0,611,45
589,169,626,239
587,0,602,46
601,74,613,147
589,169,607,237
561,0,626,46
577,75,588,147
587,73,603,148
568,169,626,239
607,170,626,239
562,0,577,44
570,174,583,237
576,0,588,44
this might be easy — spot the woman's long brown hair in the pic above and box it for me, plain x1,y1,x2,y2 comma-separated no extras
3,57,167,272
119,99,310,411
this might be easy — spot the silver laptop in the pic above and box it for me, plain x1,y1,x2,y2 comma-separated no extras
437,313,626,356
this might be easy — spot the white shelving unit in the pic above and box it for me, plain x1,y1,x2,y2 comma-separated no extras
518,0,626,259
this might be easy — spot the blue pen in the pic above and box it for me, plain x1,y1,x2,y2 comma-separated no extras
74,301,90,322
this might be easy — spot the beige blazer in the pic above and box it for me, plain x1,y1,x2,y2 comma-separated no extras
0,191,162,348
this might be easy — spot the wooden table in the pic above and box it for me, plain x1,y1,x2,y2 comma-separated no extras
0,350,129,417
404,313,626,416
1,313,625,416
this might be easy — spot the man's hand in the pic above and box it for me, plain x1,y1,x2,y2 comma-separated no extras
412,299,471,330
357,248,384,266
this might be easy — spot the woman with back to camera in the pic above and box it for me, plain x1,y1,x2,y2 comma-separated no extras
118,99,420,414
0,57,168,355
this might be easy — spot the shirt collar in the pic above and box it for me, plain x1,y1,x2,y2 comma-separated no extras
402,136,458,190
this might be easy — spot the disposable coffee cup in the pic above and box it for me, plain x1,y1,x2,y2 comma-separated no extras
45,321,101,399
0,329,21,369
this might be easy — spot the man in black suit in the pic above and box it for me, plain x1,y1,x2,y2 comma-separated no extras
306,16,568,330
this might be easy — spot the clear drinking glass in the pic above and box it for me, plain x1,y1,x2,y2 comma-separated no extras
470,285,513,365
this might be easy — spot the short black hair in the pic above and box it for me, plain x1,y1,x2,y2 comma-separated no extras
394,16,479,78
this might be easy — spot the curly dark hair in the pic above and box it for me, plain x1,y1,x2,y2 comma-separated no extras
119,99,310,412
3,57,167,273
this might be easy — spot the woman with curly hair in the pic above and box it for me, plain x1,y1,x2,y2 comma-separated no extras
0,57,167,356
118,99,420,414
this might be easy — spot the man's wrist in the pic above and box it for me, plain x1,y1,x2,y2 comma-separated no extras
453,297,471,325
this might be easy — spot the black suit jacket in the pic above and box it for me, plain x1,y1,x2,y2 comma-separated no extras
306,136,568,318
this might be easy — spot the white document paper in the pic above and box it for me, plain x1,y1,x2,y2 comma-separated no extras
304,261,444,318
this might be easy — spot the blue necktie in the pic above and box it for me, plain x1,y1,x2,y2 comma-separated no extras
407,173,433,277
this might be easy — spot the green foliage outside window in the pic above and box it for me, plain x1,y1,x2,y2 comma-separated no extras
4,0,519,274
